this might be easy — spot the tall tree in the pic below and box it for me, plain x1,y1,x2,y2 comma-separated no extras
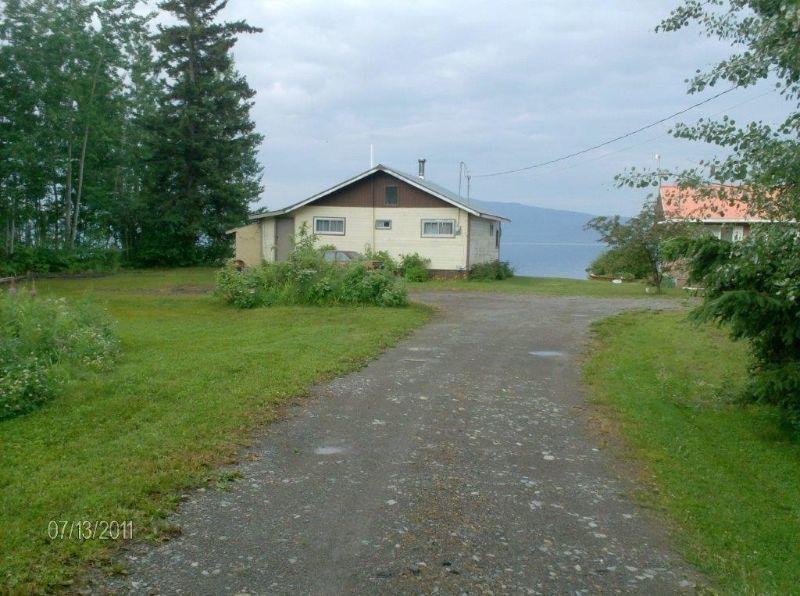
0,0,150,256
621,1,800,426
136,0,263,265
585,201,685,291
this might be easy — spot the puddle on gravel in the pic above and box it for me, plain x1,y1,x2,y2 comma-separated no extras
314,446,348,455
529,351,567,358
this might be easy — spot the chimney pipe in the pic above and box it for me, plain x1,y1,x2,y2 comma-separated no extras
418,158,426,179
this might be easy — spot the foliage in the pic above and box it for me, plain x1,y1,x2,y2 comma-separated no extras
467,260,514,281
587,248,641,280
0,0,261,267
132,0,263,266
585,201,685,291
0,269,429,591
616,2,800,423
0,246,121,276
669,226,800,427
585,310,800,593
0,291,119,420
652,0,800,222
216,231,408,308
364,249,399,274
0,0,152,255
399,253,431,282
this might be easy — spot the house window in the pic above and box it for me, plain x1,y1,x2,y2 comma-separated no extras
385,186,398,206
421,219,455,237
375,219,392,230
314,217,345,235
489,223,494,236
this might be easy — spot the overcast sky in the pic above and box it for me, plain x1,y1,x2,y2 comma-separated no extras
209,0,788,216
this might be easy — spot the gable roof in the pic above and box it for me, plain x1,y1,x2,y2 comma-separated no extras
659,184,772,223
249,164,510,222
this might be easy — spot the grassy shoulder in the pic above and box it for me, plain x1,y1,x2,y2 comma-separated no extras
0,268,430,591
584,310,800,593
410,275,684,298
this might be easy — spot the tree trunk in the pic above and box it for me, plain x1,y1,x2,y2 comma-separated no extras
65,141,73,248
71,124,89,247
70,52,104,248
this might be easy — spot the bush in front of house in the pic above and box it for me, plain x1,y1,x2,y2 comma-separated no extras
468,260,514,281
673,226,800,429
216,231,408,308
399,253,430,282
0,291,120,420
364,249,399,274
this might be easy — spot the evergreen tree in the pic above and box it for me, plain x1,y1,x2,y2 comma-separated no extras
136,0,263,265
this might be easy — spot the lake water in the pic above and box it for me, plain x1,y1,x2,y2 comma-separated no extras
501,241,606,279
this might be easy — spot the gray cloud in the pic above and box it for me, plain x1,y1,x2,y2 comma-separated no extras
209,1,789,215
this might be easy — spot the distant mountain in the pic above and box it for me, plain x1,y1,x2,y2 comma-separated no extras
472,200,608,278
473,200,603,244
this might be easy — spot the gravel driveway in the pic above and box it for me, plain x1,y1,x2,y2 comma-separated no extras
106,291,699,595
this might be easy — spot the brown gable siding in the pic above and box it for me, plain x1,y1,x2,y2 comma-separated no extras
311,172,451,209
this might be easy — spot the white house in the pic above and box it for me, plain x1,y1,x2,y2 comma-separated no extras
228,163,509,276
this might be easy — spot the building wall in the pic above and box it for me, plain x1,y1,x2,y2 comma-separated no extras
293,205,469,270
232,222,262,266
468,216,500,266
260,218,276,262
313,171,448,208
703,222,748,241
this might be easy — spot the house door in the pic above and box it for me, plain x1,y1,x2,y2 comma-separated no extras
275,217,295,262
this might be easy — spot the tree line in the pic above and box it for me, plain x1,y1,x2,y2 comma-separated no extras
0,0,263,270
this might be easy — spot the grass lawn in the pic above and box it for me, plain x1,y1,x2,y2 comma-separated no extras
0,268,430,591
585,310,800,593
411,275,685,298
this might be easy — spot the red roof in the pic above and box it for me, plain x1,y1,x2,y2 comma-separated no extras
659,184,768,223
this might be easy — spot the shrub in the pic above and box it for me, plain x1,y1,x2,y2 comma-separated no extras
216,231,408,308
364,249,399,274
0,247,121,277
468,260,514,281
0,291,120,420
399,253,430,281
674,226,800,428
587,248,644,281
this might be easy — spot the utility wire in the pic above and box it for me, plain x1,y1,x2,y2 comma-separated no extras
472,85,740,178
522,87,778,179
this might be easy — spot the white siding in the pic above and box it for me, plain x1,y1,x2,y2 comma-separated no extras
468,216,500,266
260,218,276,262
292,206,469,270
232,223,262,266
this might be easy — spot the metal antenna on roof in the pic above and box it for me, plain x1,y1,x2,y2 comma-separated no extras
655,153,662,201
458,161,470,205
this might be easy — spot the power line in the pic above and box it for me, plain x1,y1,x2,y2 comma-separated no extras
472,85,740,178
518,87,778,179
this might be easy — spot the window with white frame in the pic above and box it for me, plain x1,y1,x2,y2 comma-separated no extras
314,217,345,235
375,219,392,230
421,219,455,237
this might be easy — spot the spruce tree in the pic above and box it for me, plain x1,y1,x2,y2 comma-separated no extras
137,0,263,265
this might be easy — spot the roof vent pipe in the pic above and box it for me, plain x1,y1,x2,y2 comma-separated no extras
418,158,426,179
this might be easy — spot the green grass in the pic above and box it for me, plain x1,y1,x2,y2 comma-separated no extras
585,310,800,593
0,268,430,591
410,275,684,298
